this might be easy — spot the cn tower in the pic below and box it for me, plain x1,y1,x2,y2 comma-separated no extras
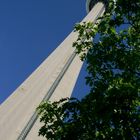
0,1,106,139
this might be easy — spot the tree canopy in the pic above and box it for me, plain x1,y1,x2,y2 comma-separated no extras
37,0,140,139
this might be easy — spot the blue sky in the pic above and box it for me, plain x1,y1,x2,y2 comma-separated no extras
0,0,89,104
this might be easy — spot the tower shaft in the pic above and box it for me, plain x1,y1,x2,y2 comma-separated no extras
0,2,105,140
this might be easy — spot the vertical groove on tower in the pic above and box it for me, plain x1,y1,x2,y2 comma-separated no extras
17,51,77,140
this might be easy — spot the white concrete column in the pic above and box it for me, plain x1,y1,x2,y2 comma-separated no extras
0,2,105,140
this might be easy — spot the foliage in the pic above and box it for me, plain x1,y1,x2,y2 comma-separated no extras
37,0,140,139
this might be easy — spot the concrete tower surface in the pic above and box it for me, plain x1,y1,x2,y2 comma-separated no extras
0,1,106,139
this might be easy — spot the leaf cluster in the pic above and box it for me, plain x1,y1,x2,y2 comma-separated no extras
37,0,140,139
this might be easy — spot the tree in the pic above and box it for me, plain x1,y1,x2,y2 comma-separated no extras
37,0,140,139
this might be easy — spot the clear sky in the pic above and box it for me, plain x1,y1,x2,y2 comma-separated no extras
0,0,89,104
